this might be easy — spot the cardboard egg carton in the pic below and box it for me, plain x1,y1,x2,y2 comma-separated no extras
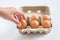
18,6,52,34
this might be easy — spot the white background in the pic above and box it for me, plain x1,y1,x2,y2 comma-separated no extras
0,0,59,40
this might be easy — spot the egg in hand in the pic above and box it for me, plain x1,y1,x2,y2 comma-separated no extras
20,19,27,29
17,19,27,29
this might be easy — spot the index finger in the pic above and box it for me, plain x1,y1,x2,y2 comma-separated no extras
15,10,27,20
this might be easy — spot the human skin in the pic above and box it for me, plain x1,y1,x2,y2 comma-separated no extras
0,7,27,27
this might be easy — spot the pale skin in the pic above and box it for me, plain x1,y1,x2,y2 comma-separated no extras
0,7,27,27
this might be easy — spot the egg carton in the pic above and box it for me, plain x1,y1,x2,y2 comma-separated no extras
18,26,52,34
18,6,52,34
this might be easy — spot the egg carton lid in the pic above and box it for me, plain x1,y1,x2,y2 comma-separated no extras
21,6,50,15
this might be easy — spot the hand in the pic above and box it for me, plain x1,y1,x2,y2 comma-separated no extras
0,7,27,26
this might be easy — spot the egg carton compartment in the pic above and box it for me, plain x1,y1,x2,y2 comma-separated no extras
18,6,52,34
18,26,52,34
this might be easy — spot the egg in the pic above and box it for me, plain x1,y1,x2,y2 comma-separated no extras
18,19,27,29
31,15,39,21
30,20,39,28
41,20,51,28
42,15,51,20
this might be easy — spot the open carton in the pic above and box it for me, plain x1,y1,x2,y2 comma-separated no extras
18,6,52,34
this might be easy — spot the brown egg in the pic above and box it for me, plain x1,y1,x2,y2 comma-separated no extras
42,15,51,20
18,19,27,29
30,20,39,28
41,20,51,28
31,15,39,21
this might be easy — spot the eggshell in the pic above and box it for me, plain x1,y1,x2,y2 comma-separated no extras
30,20,39,28
18,19,27,29
41,20,51,28
42,15,51,20
31,15,39,21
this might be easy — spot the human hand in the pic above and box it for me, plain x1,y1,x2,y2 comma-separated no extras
0,7,27,26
